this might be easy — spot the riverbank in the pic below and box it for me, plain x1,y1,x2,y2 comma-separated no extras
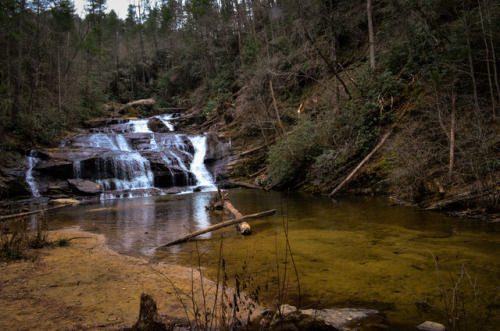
0,226,260,330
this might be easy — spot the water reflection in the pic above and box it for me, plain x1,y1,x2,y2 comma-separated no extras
48,190,500,328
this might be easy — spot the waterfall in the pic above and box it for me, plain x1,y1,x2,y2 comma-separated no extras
157,114,175,131
188,136,216,190
26,151,40,198
27,114,218,200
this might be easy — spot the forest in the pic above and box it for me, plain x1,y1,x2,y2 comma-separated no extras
0,0,499,214
1,1,500,330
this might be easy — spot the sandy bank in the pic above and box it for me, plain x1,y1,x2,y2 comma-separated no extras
0,227,257,330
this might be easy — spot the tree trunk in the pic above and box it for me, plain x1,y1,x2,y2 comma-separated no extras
477,0,496,119
367,0,376,72
462,8,479,111
13,0,26,123
269,80,285,136
449,88,456,176
158,210,276,248
483,0,500,107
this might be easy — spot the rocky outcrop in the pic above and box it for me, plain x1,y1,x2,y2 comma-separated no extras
204,132,231,181
5,114,220,201
147,117,169,133
67,179,102,195
35,159,74,179
269,305,387,331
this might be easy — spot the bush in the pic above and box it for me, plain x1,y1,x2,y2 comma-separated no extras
1,213,50,261
268,120,322,186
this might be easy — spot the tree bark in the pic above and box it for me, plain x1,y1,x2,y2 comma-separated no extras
269,80,285,136
367,0,376,72
477,0,496,119
449,88,456,176
13,0,26,123
158,210,276,248
328,130,392,197
462,8,479,111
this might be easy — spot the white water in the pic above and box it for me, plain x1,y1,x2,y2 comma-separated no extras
157,114,175,131
26,153,40,198
131,119,152,133
188,136,216,191
26,115,217,201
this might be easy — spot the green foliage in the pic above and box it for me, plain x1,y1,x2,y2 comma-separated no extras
268,120,322,186
195,98,217,124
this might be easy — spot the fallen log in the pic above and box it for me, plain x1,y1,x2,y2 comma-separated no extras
241,145,266,157
328,130,392,198
208,188,251,234
229,180,261,190
158,209,276,248
117,99,156,114
0,202,77,221
223,200,251,234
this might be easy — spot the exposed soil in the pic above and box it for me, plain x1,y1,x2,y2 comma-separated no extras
0,227,254,330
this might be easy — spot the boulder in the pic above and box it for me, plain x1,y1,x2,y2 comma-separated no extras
417,321,446,331
147,117,169,133
271,305,387,331
269,310,336,331
2,177,31,199
67,179,102,195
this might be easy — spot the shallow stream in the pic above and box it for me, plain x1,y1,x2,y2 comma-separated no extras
49,190,500,328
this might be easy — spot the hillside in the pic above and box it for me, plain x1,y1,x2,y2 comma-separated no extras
0,0,498,219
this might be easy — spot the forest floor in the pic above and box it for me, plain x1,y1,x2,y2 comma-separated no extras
0,227,255,330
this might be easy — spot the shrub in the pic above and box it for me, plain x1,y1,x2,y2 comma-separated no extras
268,120,322,186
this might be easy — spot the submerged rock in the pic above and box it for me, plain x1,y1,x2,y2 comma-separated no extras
67,179,102,195
271,305,386,331
50,198,80,205
417,321,446,331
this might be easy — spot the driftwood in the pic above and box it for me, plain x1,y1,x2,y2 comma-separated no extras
158,209,276,248
0,203,76,221
117,99,156,113
223,200,251,234
328,130,392,198
208,188,251,234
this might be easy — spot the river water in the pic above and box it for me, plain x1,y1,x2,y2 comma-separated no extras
49,190,500,328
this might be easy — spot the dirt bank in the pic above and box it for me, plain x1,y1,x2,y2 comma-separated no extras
0,227,258,330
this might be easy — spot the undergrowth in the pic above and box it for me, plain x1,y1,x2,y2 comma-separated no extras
0,212,50,261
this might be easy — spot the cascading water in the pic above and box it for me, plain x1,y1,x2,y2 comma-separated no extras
188,136,217,190
24,113,217,200
25,151,40,198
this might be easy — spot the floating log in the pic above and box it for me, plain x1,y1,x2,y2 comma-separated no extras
158,209,276,248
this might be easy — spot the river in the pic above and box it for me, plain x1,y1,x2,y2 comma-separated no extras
48,189,500,329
